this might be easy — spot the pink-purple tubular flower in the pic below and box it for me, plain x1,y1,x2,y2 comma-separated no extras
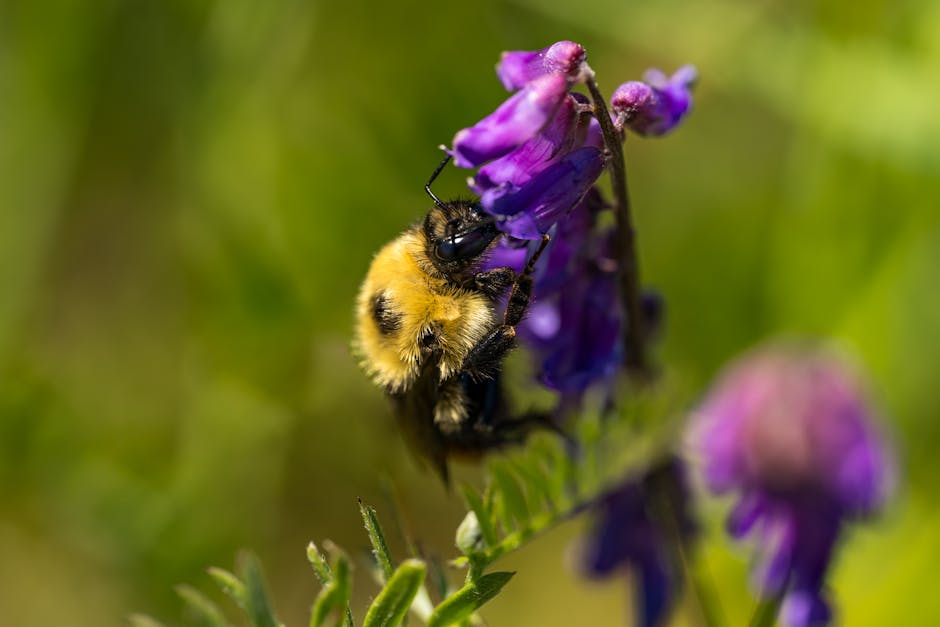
690,345,893,626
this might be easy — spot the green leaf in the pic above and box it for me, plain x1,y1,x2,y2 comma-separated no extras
176,584,230,627
488,462,529,530
127,614,168,627
240,552,281,627
307,541,333,585
509,457,555,514
310,582,352,627
359,498,395,581
333,554,354,627
529,435,573,508
208,567,248,611
307,540,353,627
362,558,427,627
459,484,498,549
426,571,515,627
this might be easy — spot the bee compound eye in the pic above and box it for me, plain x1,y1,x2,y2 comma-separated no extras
434,227,496,262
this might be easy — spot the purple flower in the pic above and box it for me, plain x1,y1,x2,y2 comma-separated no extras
452,43,693,405
496,40,587,91
482,147,605,240
527,228,622,392
611,65,697,136
580,457,697,627
452,73,570,168
690,345,893,626
485,191,623,400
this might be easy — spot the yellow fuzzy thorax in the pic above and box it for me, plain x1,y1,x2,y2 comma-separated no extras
353,228,495,392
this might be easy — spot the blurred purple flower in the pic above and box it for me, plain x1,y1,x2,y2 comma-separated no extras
690,345,893,626
580,457,697,627
611,65,697,137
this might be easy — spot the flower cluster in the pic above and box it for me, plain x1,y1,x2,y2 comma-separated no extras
451,41,604,240
690,345,893,626
450,41,693,403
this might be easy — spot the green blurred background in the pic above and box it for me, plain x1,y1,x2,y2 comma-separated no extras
1,0,938,624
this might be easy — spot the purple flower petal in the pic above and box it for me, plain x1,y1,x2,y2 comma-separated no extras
481,146,605,239
783,589,832,627
497,40,586,91
471,95,580,194
452,73,569,168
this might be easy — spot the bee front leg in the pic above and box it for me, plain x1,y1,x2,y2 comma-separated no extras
461,325,518,381
471,267,517,298
503,233,550,326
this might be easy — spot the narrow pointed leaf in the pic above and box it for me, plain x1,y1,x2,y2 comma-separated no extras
240,553,281,627
208,567,248,611
359,498,395,581
489,463,529,529
459,484,498,549
363,559,427,627
307,541,333,585
426,571,515,627
332,553,353,627
176,585,230,627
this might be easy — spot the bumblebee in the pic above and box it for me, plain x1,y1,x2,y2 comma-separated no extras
354,156,550,482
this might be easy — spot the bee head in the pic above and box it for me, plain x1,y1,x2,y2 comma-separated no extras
421,154,500,279
422,200,500,278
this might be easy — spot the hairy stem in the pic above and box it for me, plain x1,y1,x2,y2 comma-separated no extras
585,73,648,377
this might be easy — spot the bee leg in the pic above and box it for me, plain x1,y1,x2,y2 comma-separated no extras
503,234,550,326
461,325,517,381
471,266,517,298
503,276,533,327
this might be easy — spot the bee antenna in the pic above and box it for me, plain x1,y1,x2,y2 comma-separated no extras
425,153,452,210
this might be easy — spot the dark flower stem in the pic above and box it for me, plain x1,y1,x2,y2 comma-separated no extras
588,73,722,627
585,75,648,378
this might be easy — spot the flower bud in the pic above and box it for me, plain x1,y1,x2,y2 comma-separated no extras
455,511,485,554
497,40,587,91
611,66,697,137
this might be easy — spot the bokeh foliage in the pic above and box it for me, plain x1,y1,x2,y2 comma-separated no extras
1,0,938,625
